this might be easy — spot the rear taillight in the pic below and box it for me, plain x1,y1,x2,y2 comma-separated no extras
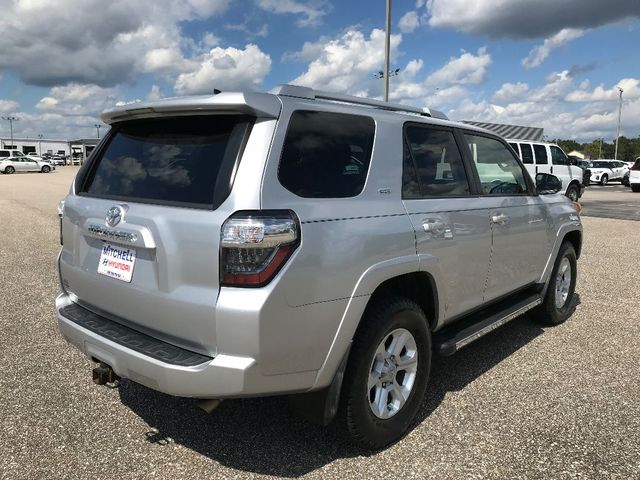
57,199,65,245
632,163,640,171
220,210,300,287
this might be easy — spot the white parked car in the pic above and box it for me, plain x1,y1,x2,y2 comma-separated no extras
587,160,629,185
0,150,55,173
507,140,585,201
629,159,640,192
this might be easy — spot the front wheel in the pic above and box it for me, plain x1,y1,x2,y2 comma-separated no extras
565,184,579,202
600,174,608,185
622,175,630,187
341,297,431,450
41,165,51,173
533,242,577,326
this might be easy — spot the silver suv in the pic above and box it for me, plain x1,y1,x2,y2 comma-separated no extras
55,85,582,449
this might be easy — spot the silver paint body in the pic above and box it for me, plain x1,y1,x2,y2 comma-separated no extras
56,90,582,398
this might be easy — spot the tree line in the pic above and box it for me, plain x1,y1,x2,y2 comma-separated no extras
553,136,640,161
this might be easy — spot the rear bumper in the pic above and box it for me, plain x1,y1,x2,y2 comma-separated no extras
55,292,315,398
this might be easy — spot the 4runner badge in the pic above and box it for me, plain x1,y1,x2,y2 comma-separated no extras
105,206,124,227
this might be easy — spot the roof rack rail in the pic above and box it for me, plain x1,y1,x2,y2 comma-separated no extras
273,84,448,120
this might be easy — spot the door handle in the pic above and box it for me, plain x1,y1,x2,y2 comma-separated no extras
422,220,453,239
491,213,509,225
550,165,554,174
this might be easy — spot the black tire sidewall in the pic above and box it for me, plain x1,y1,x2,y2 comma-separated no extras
6,166,15,174
543,243,577,325
344,299,431,449
600,174,608,185
566,185,579,202
42,166,50,173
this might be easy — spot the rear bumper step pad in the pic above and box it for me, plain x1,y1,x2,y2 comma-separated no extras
60,303,212,367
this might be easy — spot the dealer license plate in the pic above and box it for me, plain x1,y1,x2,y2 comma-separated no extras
97,242,136,282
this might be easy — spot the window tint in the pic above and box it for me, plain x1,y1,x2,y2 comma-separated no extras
520,143,534,164
508,143,520,157
464,134,529,195
0,151,8,158
403,126,469,198
279,110,375,198
533,144,548,164
550,146,568,165
82,115,253,209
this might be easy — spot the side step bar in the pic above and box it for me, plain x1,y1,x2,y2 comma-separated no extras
434,292,542,356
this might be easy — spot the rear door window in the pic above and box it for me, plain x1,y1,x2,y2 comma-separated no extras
403,125,470,198
278,110,375,198
533,144,548,164
520,143,534,164
80,115,253,209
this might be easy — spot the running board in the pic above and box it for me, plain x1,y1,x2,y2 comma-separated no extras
434,292,543,356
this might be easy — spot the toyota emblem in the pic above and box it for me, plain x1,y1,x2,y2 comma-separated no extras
105,206,124,227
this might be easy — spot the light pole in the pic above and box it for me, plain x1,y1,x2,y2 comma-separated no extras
38,134,43,156
94,124,102,139
2,116,18,148
614,86,623,160
383,0,391,101
598,138,602,159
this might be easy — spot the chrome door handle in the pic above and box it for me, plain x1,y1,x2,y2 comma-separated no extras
423,220,446,233
491,213,509,225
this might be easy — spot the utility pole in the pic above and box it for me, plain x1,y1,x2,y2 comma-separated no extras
2,116,18,148
94,124,102,139
614,86,623,160
598,138,602,159
383,0,391,102
38,134,43,156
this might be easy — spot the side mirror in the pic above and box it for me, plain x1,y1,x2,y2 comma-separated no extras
536,173,562,194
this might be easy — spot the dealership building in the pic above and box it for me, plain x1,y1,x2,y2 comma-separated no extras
0,136,100,163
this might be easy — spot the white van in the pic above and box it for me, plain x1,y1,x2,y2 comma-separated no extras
507,140,584,201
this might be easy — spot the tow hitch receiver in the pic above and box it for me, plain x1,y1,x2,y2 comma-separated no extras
92,362,120,386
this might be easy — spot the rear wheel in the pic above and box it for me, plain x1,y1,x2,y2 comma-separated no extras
599,174,608,185
4,166,15,174
41,165,51,173
565,184,579,202
622,175,630,187
533,242,577,326
632,184,640,193
341,296,431,450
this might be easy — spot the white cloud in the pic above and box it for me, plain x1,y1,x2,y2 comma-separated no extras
256,0,331,27
291,29,402,94
426,47,492,87
522,28,585,69
146,85,164,101
0,0,230,87
36,84,121,116
0,99,19,113
493,82,529,102
426,0,640,38
174,44,271,95
566,78,640,102
398,11,420,33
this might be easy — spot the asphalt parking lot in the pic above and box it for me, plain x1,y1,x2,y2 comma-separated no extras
1,168,639,479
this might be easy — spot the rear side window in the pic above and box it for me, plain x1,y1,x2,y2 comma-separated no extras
0,151,9,158
278,110,375,198
533,144,548,164
403,125,470,198
520,144,534,164
81,115,253,209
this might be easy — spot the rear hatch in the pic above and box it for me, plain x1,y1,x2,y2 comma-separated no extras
59,114,255,356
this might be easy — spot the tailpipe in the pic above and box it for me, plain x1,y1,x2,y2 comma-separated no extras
196,398,222,414
92,362,120,386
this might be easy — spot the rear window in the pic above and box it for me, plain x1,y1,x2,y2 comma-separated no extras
0,151,9,158
80,115,253,209
278,110,375,198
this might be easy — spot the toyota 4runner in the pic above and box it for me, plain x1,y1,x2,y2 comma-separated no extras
56,85,582,449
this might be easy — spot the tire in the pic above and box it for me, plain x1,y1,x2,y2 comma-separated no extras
533,242,577,326
341,296,431,450
565,184,579,202
599,174,608,185
632,184,640,193
4,166,15,174
41,165,51,173
622,175,630,187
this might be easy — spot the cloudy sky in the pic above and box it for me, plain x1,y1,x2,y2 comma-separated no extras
0,0,639,141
